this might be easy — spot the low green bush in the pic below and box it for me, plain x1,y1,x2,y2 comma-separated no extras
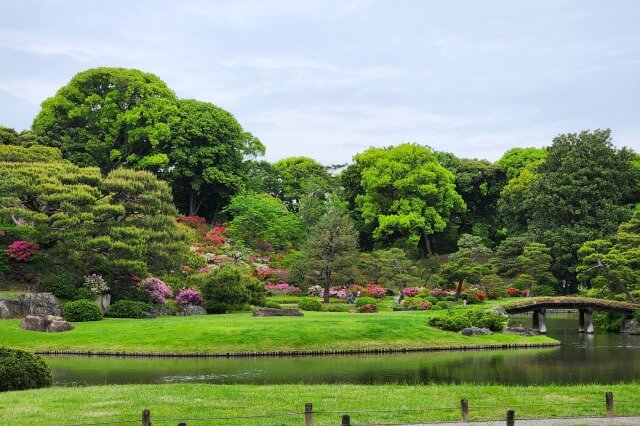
266,295,302,304
43,274,77,300
298,298,322,311
595,312,625,332
63,300,103,322
428,309,505,332
0,347,52,392
322,304,351,312
107,300,151,319
202,265,250,314
435,301,454,310
358,304,378,313
355,296,377,307
530,285,556,297
265,301,281,309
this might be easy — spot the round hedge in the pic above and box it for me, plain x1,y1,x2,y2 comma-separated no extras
0,347,52,392
106,300,151,318
63,299,103,322
355,296,377,307
265,301,282,309
298,298,322,311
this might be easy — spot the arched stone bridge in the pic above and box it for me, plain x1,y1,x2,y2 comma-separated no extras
502,297,639,334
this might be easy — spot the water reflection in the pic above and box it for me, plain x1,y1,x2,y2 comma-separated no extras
45,314,640,386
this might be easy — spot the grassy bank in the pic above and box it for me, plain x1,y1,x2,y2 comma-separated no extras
1,383,638,425
0,311,555,354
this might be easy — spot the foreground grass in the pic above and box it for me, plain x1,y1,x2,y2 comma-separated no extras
1,383,639,425
0,311,555,353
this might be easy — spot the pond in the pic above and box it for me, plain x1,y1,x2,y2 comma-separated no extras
45,313,640,386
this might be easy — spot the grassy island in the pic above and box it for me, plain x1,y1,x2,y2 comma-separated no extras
0,311,556,355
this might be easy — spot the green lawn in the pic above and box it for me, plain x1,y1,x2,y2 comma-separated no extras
0,310,556,354
1,383,638,425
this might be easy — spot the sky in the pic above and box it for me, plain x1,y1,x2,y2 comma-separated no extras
1,0,639,164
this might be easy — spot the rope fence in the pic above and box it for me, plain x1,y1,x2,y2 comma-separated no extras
55,391,640,425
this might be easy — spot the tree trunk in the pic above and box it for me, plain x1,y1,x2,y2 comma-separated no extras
419,229,433,259
615,278,637,303
323,270,331,304
454,280,464,301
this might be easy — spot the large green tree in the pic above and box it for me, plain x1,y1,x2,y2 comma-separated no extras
496,147,547,180
515,130,639,283
354,143,465,257
33,67,180,172
292,200,359,303
359,247,421,290
440,234,493,299
166,99,264,218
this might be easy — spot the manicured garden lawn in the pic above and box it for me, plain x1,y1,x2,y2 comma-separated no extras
1,383,638,425
0,311,555,354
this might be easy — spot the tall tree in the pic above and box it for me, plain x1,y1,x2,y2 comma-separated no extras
441,234,493,299
359,248,421,290
33,67,180,172
496,147,547,180
166,99,264,218
354,143,465,257
292,200,359,303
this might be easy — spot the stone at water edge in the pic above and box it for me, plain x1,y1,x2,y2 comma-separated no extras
0,299,23,319
182,305,207,316
252,308,304,317
621,318,640,335
21,315,73,332
460,327,493,336
21,293,61,317
504,326,539,336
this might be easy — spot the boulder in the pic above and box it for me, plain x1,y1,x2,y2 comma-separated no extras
252,308,304,317
151,304,175,316
0,299,23,319
21,293,61,317
182,305,207,316
95,294,111,313
504,326,539,336
21,315,73,332
488,305,508,317
621,318,640,335
460,326,493,336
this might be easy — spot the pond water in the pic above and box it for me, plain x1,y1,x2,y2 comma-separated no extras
45,314,640,386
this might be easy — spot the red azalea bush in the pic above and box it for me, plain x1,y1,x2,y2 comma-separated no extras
7,241,40,262
206,224,227,244
365,284,386,298
474,291,486,302
358,304,378,313
506,287,521,297
176,215,207,228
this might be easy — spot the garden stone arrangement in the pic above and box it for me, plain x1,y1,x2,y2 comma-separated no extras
0,293,61,319
21,315,72,333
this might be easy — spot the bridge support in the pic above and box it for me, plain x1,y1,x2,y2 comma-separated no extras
579,309,594,334
532,308,547,334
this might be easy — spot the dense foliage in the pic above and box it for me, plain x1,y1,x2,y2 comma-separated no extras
0,347,52,392
63,300,103,322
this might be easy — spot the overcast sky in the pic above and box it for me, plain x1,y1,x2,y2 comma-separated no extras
1,1,639,164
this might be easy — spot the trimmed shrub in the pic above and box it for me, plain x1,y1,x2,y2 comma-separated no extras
0,347,52,392
298,298,322,311
322,304,351,312
107,300,151,319
63,300,103,322
355,296,377,307
246,279,266,307
531,285,556,297
358,304,378,313
429,309,506,332
265,301,281,309
202,265,250,314
43,274,77,300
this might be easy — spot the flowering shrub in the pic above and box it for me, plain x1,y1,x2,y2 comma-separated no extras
474,291,486,302
402,297,432,310
358,304,378,313
176,215,207,228
308,285,323,296
206,224,227,244
139,277,174,304
403,287,420,297
265,282,301,295
256,266,288,282
83,274,109,295
347,285,365,295
429,288,454,298
7,241,40,262
175,288,204,306
320,288,347,298
257,241,274,252
506,287,521,297
365,284,386,298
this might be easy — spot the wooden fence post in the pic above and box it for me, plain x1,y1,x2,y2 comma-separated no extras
606,391,614,417
460,398,468,422
142,409,151,426
506,409,515,426
341,414,351,426
305,402,313,426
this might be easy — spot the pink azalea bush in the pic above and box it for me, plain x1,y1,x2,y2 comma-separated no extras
265,282,301,294
175,288,204,306
7,240,40,262
365,284,386,298
320,288,347,298
83,274,109,294
403,287,420,297
139,277,174,304
256,266,288,282
402,298,432,310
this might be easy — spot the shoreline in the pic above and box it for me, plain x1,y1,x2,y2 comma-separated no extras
35,341,561,358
